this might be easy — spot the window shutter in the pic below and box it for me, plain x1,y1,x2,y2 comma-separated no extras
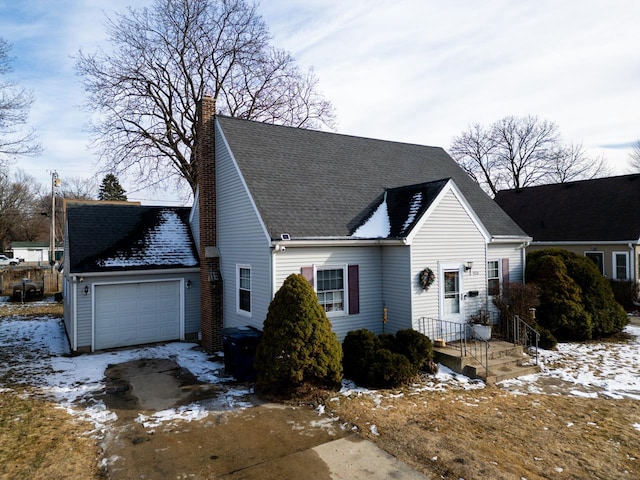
501,258,510,289
301,266,314,287
348,264,360,315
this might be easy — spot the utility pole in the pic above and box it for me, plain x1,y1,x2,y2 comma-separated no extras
50,171,60,266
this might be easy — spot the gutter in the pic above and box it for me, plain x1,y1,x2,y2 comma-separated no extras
70,267,200,279
271,238,407,249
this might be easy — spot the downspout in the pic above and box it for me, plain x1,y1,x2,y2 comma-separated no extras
72,279,78,352
521,241,530,284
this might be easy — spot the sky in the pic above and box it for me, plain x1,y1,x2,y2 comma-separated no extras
0,0,638,205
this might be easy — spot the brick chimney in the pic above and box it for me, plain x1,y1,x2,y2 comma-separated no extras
196,96,223,351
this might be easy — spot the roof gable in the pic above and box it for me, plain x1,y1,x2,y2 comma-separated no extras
67,205,199,273
215,116,527,241
494,174,640,242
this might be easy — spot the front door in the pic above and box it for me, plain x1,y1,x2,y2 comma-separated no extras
440,265,464,325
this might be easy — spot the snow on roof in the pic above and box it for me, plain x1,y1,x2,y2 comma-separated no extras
401,191,423,233
100,209,198,268
351,198,391,239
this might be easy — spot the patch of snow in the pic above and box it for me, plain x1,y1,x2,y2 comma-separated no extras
401,191,423,233
100,209,197,267
351,198,390,238
0,316,245,434
370,424,379,436
633,423,640,432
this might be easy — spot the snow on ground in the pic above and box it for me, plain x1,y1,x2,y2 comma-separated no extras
0,314,251,433
499,324,640,400
2,308,640,435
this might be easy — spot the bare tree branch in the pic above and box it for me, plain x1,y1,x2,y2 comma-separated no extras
75,0,335,194
450,115,610,196
628,140,640,172
0,38,42,167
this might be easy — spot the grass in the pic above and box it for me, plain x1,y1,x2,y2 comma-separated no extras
0,390,102,480
329,386,640,479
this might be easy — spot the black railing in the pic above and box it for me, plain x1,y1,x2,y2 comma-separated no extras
418,317,489,378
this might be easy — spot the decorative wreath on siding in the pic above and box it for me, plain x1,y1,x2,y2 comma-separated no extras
419,267,435,291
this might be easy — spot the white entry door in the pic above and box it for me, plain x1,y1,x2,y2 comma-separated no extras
440,265,464,324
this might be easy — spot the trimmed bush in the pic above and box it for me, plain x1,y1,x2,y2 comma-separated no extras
368,349,415,388
526,249,628,340
394,329,433,371
254,274,343,395
342,328,434,388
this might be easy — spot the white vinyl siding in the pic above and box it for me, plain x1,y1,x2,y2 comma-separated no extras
381,245,412,333
215,126,272,331
274,246,382,340
410,189,487,328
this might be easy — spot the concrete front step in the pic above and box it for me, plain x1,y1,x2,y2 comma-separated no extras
434,340,540,385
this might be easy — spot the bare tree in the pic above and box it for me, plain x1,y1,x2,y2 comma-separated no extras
0,170,45,249
550,142,610,183
628,140,640,172
60,176,97,200
450,116,609,196
75,0,335,194
0,38,41,167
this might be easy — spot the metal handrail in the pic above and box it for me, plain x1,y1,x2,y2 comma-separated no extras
418,317,490,378
512,315,540,365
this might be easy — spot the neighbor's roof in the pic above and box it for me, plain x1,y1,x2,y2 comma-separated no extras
66,205,199,273
11,241,50,248
215,116,527,240
494,174,640,242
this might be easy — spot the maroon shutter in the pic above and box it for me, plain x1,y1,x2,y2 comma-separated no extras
501,258,510,290
301,266,314,287
348,265,360,315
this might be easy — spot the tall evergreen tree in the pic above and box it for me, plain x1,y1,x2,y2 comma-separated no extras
98,173,127,201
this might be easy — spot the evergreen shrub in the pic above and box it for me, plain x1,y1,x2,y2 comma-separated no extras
254,274,343,395
342,328,434,388
526,249,628,340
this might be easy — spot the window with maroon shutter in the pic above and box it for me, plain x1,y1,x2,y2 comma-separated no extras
300,266,314,286
501,258,510,291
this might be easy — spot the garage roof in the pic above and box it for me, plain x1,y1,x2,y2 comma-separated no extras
66,205,199,273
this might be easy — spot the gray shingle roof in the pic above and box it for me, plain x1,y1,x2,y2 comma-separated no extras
494,174,640,242
216,116,527,240
66,205,199,273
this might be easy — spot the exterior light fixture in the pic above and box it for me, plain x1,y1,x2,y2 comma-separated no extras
186,279,192,289
84,285,89,295
465,261,473,272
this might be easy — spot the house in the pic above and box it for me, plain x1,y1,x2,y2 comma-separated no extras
194,97,531,351
62,204,200,352
494,174,640,284
10,241,62,263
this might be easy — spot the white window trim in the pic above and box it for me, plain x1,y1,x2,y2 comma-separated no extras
236,264,252,317
584,251,605,275
612,252,630,280
487,259,501,297
314,264,349,318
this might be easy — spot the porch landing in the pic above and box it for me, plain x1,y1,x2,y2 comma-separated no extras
433,340,540,385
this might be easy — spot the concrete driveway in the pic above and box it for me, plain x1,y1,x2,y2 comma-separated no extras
99,358,426,480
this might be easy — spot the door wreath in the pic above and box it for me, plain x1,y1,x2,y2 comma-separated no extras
419,267,435,291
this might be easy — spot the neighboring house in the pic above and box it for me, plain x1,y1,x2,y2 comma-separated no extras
494,174,640,284
194,97,531,351
62,204,200,352
11,241,62,263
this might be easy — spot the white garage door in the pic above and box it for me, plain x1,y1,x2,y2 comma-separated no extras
95,281,181,350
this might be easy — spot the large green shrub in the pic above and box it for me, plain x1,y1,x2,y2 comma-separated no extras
526,249,628,340
342,328,434,388
254,274,343,395
608,280,636,311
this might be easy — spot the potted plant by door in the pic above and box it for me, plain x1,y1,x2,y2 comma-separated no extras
469,311,492,341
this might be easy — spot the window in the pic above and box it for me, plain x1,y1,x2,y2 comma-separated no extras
238,266,251,313
613,252,629,280
487,260,500,296
585,252,604,275
317,268,344,314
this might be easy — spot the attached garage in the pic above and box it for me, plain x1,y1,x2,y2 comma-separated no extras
94,281,182,350
63,204,201,353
